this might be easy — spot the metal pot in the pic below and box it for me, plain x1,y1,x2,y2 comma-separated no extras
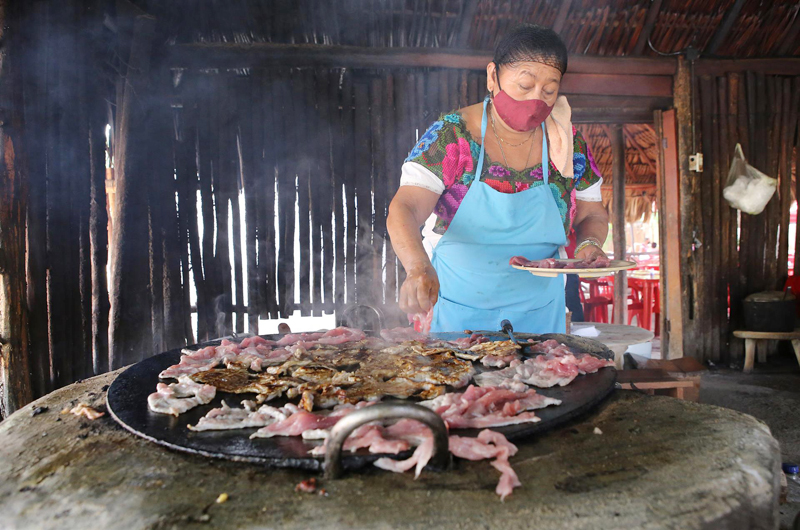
743,291,796,332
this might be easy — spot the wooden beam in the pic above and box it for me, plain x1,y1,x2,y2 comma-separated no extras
695,58,800,76
455,0,481,48
167,42,678,75
562,73,672,97
633,0,664,56
552,0,573,34
704,0,747,56
601,183,657,191
609,124,628,326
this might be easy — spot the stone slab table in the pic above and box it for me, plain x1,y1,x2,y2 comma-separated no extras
0,369,782,530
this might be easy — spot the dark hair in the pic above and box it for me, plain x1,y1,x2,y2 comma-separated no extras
493,24,568,75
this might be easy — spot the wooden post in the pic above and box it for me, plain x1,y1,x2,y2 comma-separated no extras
108,14,157,368
610,124,627,326
674,56,695,359
655,110,684,358
0,0,33,415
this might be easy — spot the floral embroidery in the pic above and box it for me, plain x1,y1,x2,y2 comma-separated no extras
529,166,544,182
405,112,602,236
443,113,461,125
406,121,443,161
434,182,469,224
573,152,587,182
488,165,511,179
442,137,473,187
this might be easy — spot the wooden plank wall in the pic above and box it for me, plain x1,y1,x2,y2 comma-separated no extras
690,72,800,363
174,68,488,340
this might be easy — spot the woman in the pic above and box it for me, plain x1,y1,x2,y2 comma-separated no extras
387,24,609,334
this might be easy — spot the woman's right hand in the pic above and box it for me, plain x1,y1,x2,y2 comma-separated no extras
399,264,440,315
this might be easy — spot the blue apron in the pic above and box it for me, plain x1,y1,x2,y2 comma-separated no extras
430,96,568,334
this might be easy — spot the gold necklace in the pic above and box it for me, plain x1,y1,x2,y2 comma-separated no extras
489,106,535,147
491,121,536,172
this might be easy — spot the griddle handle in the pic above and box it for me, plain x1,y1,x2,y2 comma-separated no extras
323,402,451,480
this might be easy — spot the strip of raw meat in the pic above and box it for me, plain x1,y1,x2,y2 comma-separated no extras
316,327,367,345
188,400,291,431
373,435,434,479
451,333,489,350
449,430,521,501
276,332,327,346
409,307,433,335
380,327,429,343
250,402,360,439
529,339,615,374
420,385,560,429
511,256,612,270
158,345,226,379
147,376,216,416
309,423,412,456
238,336,277,348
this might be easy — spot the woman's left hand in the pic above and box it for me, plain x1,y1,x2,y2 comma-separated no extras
575,244,608,263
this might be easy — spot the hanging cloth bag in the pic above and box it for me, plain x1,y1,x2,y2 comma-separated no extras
722,143,777,215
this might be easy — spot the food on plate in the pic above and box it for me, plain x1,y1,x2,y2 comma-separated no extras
475,339,614,389
509,256,612,269
147,375,216,416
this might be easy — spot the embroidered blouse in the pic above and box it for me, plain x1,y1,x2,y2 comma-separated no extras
400,111,603,241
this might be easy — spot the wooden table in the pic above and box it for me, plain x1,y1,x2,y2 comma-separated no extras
571,322,655,368
628,270,660,332
0,370,782,530
733,328,800,372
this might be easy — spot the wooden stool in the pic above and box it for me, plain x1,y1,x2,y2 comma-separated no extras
732,328,800,373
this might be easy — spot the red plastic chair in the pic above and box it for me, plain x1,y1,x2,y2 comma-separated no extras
627,301,645,328
579,282,612,323
784,276,800,317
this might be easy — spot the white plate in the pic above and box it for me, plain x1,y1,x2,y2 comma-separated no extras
511,259,637,278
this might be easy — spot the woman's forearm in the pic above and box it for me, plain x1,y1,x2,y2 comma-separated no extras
387,200,432,274
574,214,609,247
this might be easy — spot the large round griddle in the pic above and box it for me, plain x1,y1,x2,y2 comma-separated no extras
107,331,616,471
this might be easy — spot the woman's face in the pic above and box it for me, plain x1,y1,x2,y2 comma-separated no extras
487,60,562,107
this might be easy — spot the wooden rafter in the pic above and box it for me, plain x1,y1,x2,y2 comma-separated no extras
552,0,573,34
777,5,800,56
704,0,747,56
632,0,664,56
456,0,481,48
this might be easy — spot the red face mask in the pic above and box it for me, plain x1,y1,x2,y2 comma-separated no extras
492,89,554,132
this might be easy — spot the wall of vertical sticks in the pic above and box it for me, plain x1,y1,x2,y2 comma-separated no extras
172,67,488,340
686,72,800,363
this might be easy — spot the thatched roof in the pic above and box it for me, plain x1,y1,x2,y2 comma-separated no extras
140,0,800,57
576,123,658,223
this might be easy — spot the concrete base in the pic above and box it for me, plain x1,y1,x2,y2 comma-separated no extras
0,369,782,530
